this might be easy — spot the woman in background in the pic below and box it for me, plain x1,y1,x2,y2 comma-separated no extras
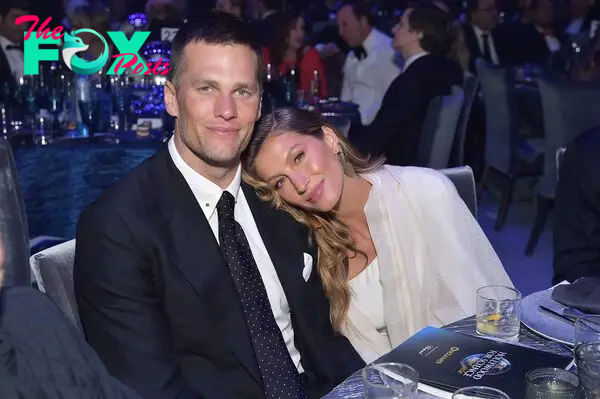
243,108,513,362
262,12,328,97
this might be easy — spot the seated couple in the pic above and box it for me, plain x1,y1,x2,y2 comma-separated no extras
74,11,513,399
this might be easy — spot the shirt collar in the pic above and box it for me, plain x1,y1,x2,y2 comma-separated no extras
472,25,490,37
0,35,17,51
403,51,428,72
168,136,242,221
362,28,377,51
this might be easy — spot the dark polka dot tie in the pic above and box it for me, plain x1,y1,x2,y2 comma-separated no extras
217,191,308,399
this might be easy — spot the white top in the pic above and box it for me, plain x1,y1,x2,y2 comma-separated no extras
472,25,500,65
349,258,387,335
0,35,24,81
535,25,561,53
341,28,401,125
168,137,304,372
341,166,514,364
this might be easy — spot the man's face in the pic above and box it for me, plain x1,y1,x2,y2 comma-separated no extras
531,0,554,27
164,42,262,169
337,5,366,47
471,0,498,32
0,7,30,44
391,9,420,52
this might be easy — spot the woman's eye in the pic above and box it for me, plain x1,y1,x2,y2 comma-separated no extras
275,178,285,190
294,152,304,163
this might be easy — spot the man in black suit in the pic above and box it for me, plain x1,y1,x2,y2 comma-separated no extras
553,126,600,284
0,0,30,100
74,11,364,399
462,0,514,71
253,0,282,46
350,2,463,166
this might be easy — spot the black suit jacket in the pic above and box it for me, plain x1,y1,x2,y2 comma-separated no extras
0,48,17,102
350,54,464,166
74,147,364,399
462,24,514,72
553,128,600,284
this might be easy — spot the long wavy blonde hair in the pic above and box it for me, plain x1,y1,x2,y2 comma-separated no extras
242,107,384,331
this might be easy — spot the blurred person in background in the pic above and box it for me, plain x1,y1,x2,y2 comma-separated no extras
554,126,600,284
215,0,246,19
68,4,114,64
0,0,31,90
337,0,400,126
449,24,472,73
146,0,185,42
263,12,328,97
565,0,595,34
513,0,561,64
350,1,463,166
253,0,283,46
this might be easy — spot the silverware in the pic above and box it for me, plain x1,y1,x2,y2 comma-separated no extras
539,306,578,325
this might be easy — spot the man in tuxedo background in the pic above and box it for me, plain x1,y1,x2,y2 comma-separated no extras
74,11,363,399
350,1,463,166
0,0,30,99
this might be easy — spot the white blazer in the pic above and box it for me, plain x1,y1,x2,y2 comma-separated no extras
342,166,514,363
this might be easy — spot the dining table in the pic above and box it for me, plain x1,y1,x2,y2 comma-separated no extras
323,316,572,398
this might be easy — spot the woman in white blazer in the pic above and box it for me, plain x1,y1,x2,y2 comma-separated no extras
242,107,514,363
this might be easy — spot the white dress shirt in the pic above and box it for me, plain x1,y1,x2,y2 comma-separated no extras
341,28,401,126
472,25,500,65
168,137,304,372
0,35,24,82
536,25,561,53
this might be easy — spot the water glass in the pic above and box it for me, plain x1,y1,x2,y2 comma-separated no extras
452,386,511,398
575,316,600,347
476,285,522,338
575,342,600,398
362,363,419,398
525,368,580,399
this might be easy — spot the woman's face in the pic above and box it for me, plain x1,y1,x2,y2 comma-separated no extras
288,17,306,51
253,128,346,212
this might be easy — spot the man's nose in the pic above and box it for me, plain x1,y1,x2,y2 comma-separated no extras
214,93,238,120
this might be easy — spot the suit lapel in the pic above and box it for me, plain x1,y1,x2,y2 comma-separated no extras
241,184,311,316
154,150,261,383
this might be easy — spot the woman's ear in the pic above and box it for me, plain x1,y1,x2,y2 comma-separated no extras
322,126,340,154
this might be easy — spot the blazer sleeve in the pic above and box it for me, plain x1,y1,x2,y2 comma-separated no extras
553,142,600,284
74,205,198,399
397,168,514,326
300,48,328,98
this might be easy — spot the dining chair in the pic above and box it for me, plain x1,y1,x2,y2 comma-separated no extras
476,61,544,232
417,86,465,169
440,166,477,219
451,74,479,166
525,78,600,255
30,239,82,333
0,139,30,288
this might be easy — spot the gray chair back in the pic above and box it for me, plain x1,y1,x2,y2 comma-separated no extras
440,166,478,219
0,140,30,287
476,62,519,174
556,147,565,182
30,239,81,333
537,78,600,198
418,86,465,169
453,74,479,165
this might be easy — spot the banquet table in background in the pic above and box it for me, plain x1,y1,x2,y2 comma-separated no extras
11,133,163,238
323,316,573,399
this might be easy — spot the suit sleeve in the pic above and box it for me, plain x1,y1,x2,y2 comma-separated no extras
74,205,198,399
553,143,600,284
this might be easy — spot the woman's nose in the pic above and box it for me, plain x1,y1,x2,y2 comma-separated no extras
290,173,308,194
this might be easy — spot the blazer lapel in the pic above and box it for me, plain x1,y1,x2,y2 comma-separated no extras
241,184,310,315
154,150,261,383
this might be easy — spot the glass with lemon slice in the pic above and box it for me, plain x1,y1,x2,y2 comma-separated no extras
476,285,522,338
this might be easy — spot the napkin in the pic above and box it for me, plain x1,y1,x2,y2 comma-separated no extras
552,277,600,315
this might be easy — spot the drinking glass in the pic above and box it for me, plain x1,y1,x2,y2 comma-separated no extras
476,285,522,338
452,386,511,398
525,368,580,399
362,363,419,398
575,316,600,348
575,342,600,398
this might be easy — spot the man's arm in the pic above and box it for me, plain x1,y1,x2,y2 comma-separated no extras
74,204,197,399
553,142,600,284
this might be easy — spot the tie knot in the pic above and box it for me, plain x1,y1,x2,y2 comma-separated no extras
353,45,367,60
217,191,236,220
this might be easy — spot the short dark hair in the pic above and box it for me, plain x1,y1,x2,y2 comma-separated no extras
0,0,31,17
406,2,454,55
167,11,263,87
339,0,374,26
